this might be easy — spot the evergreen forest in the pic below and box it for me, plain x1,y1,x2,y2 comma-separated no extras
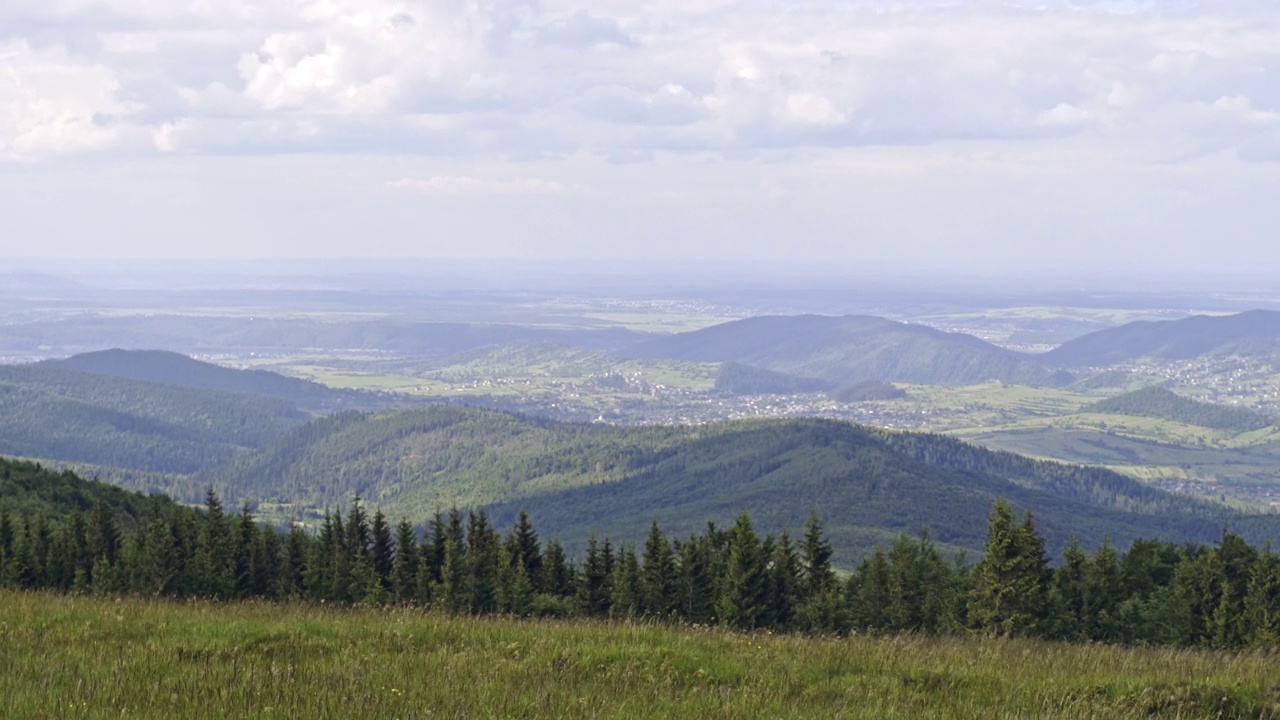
5,456,1280,650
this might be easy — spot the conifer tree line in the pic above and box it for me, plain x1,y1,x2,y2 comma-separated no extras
2,489,1280,649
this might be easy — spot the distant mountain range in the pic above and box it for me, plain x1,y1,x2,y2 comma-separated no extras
1043,310,1280,366
625,315,1073,387
213,405,1278,559
0,316,644,358
626,310,1280,387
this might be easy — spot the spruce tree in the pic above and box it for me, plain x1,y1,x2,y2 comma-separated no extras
575,534,612,617
677,533,716,623
968,499,1050,637
640,520,678,617
280,523,310,600
390,519,420,603
1050,537,1089,641
1243,546,1280,647
371,509,394,591
716,514,767,629
439,534,468,613
1085,539,1124,640
766,529,801,630
858,547,892,630
496,543,535,616
196,489,233,598
540,538,573,598
800,512,836,603
610,545,642,619
466,510,499,613
506,510,543,593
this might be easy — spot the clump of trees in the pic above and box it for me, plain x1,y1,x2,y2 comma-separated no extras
3,484,1280,649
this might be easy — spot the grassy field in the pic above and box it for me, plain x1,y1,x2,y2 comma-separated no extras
3,591,1280,719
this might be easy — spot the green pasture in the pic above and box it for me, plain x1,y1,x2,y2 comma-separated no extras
3,591,1279,719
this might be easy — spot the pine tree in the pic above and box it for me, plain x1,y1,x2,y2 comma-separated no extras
304,510,337,602
371,509,394,591
540,538,573,598
1243,546,1280,647
0,507,13,585
800,512,836,604
858,547,892,630
136,514,179,596
249,525,279,599
439,534,468,614
390,519,420,603
1085,538,1124,640
232,502,257,598
640,520,678,617
86,499,122,585
575,534,612,617
196,489,233,598
610,545,642,619
766,529,801,630
1050,537,1089,641
968,500,1050,637
677,533,716,623
280,523,310,599
506,510,543,593
496,543,535,616
425,511,450,585
716,514,768,629
466,510,499,613
1200,531,1256,648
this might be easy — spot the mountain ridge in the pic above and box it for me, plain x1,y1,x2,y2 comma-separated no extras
624,314,1071,387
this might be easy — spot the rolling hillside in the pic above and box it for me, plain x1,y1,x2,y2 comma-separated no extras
0,456,187,527
1082,386,1272,432
46,349,340,410
213,406,1275,559
625,315,1071,387
1044,310,1280,366
0,363,309,474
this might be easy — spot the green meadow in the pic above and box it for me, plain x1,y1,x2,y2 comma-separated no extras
3,590,1279,719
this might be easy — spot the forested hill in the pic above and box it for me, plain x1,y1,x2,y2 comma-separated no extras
0,456,184,526
1043,310,1280,366
624,315,1071,387
45,349,349,412
214,406,1276,559
713,362,832,395
0,364,308,474
1082,386,1273,431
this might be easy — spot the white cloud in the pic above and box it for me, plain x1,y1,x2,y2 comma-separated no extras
0,40,139,155
2,1,1280,161
387,175,581,195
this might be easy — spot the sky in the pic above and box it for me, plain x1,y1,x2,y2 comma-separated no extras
2,0,1279,274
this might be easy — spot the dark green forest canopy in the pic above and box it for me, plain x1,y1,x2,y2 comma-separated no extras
0,457,183,527
215,406,1280,559
0,364,309,474
1083,386,1273,432
4,461,1280,652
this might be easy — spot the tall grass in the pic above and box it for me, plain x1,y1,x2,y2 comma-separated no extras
2,590,1278,719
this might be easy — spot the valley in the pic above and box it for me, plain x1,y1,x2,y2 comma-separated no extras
5,268,1280,528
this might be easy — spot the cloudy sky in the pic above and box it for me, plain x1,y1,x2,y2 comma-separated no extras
2,0,1278,273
